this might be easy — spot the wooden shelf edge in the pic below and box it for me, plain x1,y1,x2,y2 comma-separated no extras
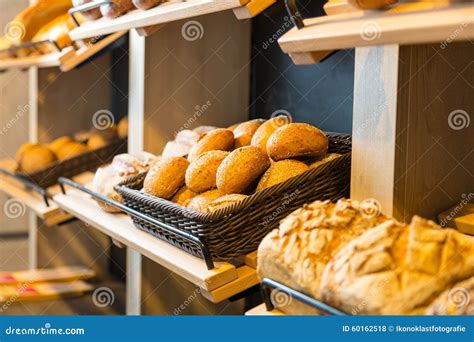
52,189,240,291
245,303,285,316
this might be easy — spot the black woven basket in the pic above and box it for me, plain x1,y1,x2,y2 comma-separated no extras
16,139,127,189
115,133,351,262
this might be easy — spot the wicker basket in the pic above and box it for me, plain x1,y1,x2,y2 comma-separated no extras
115,133,351,261
16,139,127,189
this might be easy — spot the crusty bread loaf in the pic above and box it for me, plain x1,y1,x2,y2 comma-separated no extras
187,128,234,162
320,216,474,315
216,146,270,194
31,13,75,54
19,145,57,173
267,123,328,161
171,186,198,207
142,157,189,199
185,150,229,193
425,276,474,315
257,199,394,314
309,153,341,169
233,119,265,148
207,194,248,213
256,159,309,192
251,116,290,154
187,189,224,213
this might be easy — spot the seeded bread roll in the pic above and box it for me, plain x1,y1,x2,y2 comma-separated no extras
19,145,57,173
142,157,189,199
187,128,234,162
132,0,162,10
187,189,224,213
185,150,229,193
320,216,474,315
171,186,198,207
267,123,328,161
100,0,135,18
207,194,248,213
15,143,39,163
257,199,394,315
309,153,342,169
251,116,291,154
216,146,270,194
425,277,474,315
256,159,309,192
233,119,265,148
56,141,88,160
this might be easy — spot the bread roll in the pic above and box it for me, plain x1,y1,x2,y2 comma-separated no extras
426,277,474,315
171,186,198,207
19,145,57,173
233,119,265,148
117,117,128,139
72,0,102,20
251,116,291,154
320,216,474,315
92,164,123,213
87,127,118,149
257,199,394,315
31,13,74,54
309,153,342,169
187,128,234,162
132,0,162,10
207,194,248,213
256,159,309,192
100,0,135,18
186,189,224,213
15,143,38,163
48,136,73,154
142,157,189,199
216,146,270,194
56,141,88,160
267,123,328,161
185,150,229,193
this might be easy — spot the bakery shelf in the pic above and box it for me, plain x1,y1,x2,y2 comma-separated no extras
53,182,259,301
0,30,126,72
245,303,284,316
278,3,474,64
0,159,93,226
69,0,275,40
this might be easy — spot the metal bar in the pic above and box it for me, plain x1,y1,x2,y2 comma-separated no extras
69,0,113,27
58,177,216,270
261,278,347,315
285,0,304,29
0,39,62,55
0,168,50,207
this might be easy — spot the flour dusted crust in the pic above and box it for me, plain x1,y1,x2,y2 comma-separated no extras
257,199,394,307
320,216,474,315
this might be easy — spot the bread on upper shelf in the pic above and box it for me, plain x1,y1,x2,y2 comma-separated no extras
31,13,75,54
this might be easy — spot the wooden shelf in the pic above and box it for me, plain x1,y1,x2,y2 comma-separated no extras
53,187,259,302
69,0,274,40
245,303,284,316
0,31,126,72
278,3,474,64
0,159,93,226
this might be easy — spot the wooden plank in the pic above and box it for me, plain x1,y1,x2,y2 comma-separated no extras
279,4,474,57
0,52,63,71
52,189,238,291
200,266,259,303
70,0,246,40
244,251,257,268
245,303,285,316
232,0,275,19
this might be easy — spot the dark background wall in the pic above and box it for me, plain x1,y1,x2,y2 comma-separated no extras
249,0,355,133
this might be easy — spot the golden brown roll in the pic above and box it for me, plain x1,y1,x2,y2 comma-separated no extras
142,157,189,199
171,186,198,207
187,128,234,162
267,123,328,161
233,119,265,148
48,136,73,154
56,141,88,160
309,153,342,169
216,146,271,194
185,150,229,193
187,189,224,213
207,194,248,213
19,145,57,173
31,13,75,54
251,116,291,154
256,159,309,192
87,127,118,150
117,117,128,139
100,0,135,19
15,143,38,163
132,0,163,10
